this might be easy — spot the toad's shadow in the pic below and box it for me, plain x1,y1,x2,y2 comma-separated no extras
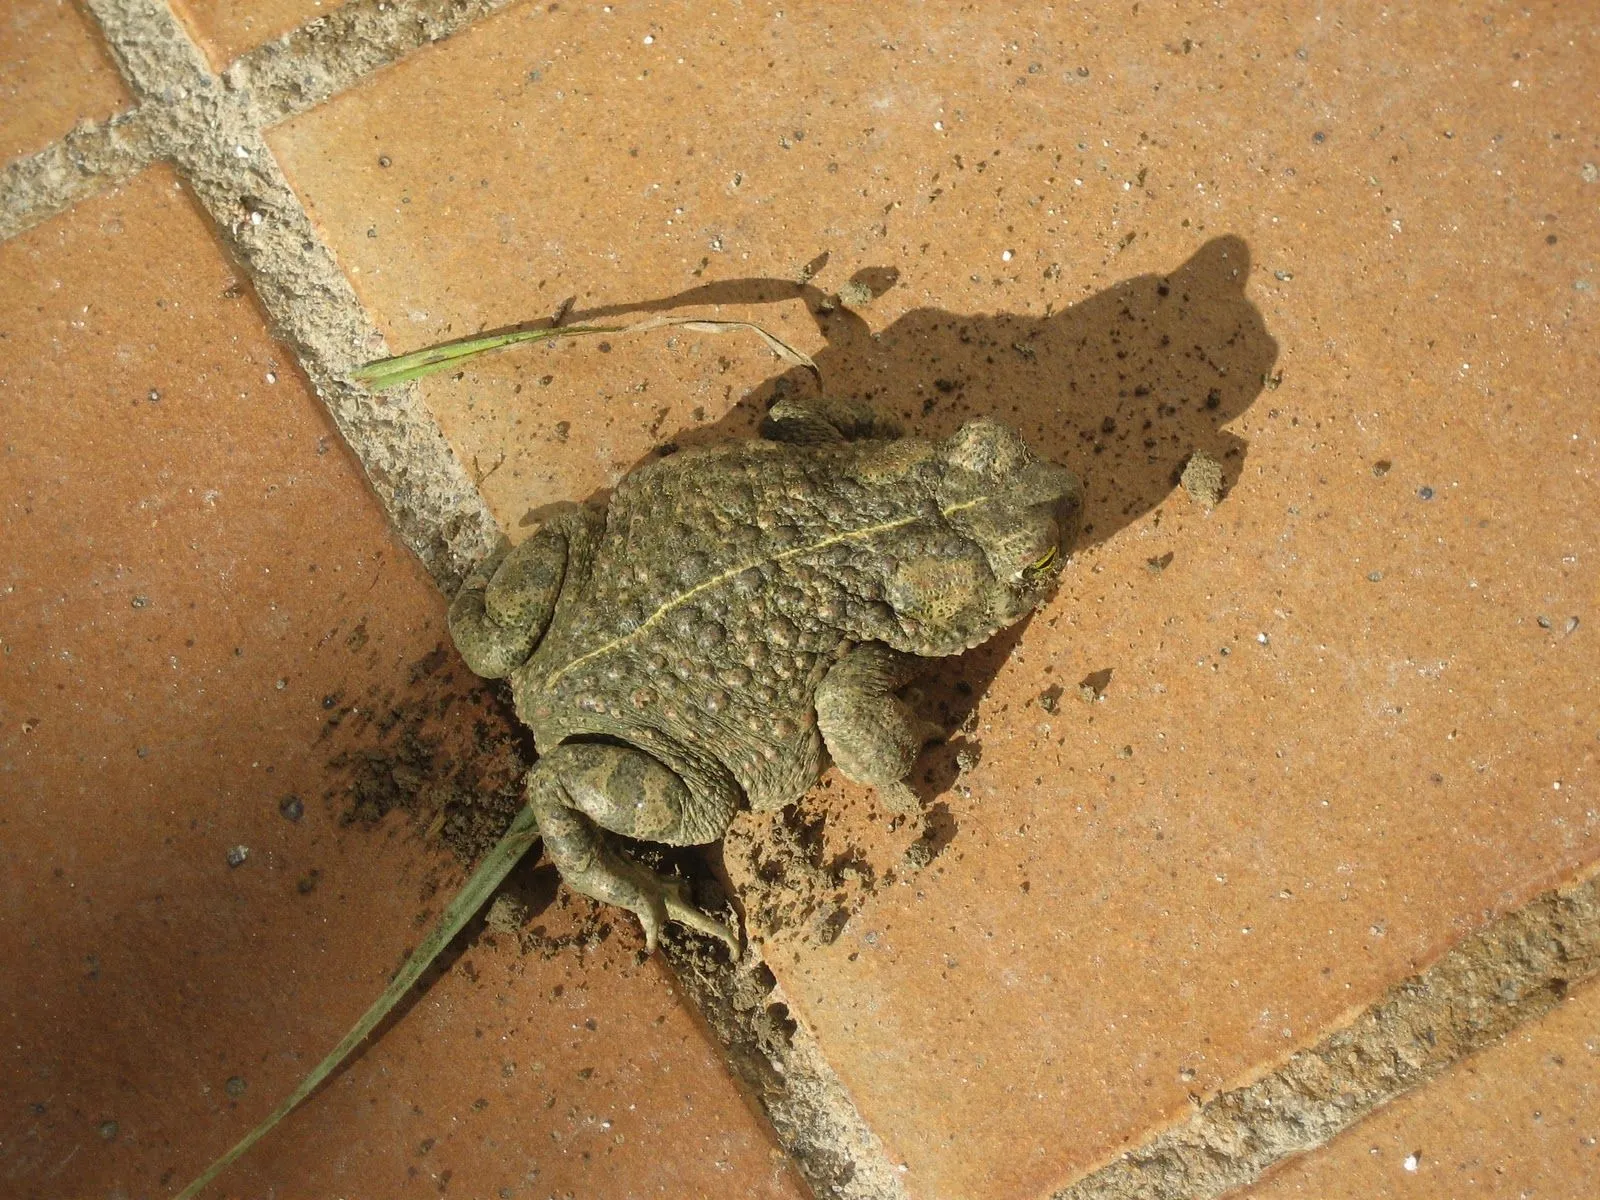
563,236,1276,816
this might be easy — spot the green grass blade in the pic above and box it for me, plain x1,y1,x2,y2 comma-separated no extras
350,325,621,388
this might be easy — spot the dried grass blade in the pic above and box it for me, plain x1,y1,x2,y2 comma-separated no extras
611,315,821,382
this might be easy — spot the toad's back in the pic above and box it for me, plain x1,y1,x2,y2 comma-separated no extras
514,436,952,807
513,421,1076,809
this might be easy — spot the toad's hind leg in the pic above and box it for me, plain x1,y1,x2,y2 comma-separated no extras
815,642,942,815
530,742,741,952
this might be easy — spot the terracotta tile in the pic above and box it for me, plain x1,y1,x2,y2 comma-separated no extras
1,0,129,164
268,3,1600,1196
0,167,802,1200
172,0,331,68
1242,979,1600,1198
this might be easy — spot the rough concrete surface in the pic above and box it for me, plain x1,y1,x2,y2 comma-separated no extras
1055,870,1600,1200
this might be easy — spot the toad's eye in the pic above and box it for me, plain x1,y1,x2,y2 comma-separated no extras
1023,545,1058,576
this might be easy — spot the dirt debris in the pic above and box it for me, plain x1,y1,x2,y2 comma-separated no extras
724,778,948,953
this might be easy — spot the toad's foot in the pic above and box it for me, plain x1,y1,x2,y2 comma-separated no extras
816,642,941,812
875,779,924,816
570,851,739,954
629,864,741,955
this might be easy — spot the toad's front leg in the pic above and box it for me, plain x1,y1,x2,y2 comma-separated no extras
815,641,942,814
529,742,742,953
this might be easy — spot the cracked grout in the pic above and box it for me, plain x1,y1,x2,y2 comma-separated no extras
1052,868,1600,1200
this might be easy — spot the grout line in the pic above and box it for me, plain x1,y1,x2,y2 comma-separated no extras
226,0,522,127
0,108,160,241
80,0,498,585
0,0,520,243
1052,869,1600,1200
665,938,912,1200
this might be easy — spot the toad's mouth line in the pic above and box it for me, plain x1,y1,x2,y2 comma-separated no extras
540,493,1000,690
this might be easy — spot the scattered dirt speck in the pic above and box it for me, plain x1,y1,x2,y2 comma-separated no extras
1079,667,1114,701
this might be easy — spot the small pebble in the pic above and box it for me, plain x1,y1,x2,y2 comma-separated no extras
131,594,149,609
98,1120,118,1140
1417,485,1434,500
1180,450,1225,508
278,795,305,822
1372,459,1392,477
1366,570,1384,582
1403,1151,1421,1172
837,279,873,308
225,1076,248,1098
225,845,249,868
